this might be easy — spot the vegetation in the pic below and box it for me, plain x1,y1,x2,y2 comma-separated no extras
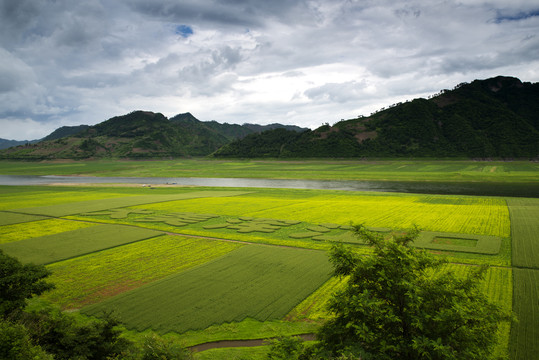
213,76,539,158
294,226,511,359
0,181,535,358
0,224,163,264
43,235,242,309
506,198,539,360
0,111,306,160
82,245,333,333
0,250,194,359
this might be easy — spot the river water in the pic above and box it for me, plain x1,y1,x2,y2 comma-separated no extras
1,175,537,197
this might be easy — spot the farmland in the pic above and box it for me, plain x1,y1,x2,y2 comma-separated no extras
0,159,537,359
1,159,538,183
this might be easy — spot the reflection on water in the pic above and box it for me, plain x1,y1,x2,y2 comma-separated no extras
0,175,537,198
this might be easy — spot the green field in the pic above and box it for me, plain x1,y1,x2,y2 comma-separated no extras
82,245,333,334
0,162,537,359
0,224,163,264
1,159,538,183
506,198,539,360
43,235,242,309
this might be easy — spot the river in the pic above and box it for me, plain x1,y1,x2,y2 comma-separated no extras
0,175,537,197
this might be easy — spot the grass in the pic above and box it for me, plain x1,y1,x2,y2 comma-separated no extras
1,159,538,183
412,231,502,255
0,181,528,357
43,235,242,309
506,198,539,360
82,245,333,334
0,211,47,226
507,198,539,269
0,218,95,243
12,191,250,217
510,268,539,360
0,224,162,264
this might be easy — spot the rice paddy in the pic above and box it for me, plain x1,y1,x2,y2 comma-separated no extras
0,175,535,359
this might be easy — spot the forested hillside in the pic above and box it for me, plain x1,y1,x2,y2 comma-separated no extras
213,76,539,158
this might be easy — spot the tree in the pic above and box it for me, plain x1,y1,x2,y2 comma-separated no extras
0,249,54,318
315,225,510,360
0,320,53,360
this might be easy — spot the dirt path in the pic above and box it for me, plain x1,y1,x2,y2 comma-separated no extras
189,334,316,352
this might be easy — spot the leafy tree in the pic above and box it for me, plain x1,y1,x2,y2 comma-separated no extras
0,249,54,318
266,336,304,360
315,225,510,360
0,319,53,360
140,334,193,360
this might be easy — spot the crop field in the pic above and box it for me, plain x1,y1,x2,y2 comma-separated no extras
82,245,333,333
0,224,163,264
0,181,534,358
506,198,539,360
0,211,47,226
510,268,539,360
42,235,242,309
0,218,95,243
133,192,509,237
507,198,539,269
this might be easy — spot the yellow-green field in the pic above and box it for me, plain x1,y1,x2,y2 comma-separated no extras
0,183,535,359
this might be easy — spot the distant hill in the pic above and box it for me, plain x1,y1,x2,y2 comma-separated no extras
212,76,539,158
0,111,307,159
0,139,32,150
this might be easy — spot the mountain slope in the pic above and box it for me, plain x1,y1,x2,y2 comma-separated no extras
213,76,539,158
0,111,307,159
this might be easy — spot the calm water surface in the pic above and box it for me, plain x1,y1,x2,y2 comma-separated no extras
0,175,537,197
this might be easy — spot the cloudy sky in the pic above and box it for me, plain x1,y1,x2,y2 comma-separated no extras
1,0,539,140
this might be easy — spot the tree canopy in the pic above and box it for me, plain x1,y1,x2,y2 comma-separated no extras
314,225,511,360
0,249,54,318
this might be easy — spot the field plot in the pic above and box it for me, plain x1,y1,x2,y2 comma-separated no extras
0,211,46,226
138,192,509,237
0,224,162,264
507,198,539,269
510,268,539,360
0,218,95,243
11,190,251,217
412,231,502,254
43,235,242,309
82,245,333,334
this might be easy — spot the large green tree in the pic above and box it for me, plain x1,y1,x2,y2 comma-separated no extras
0,249,54,318
315,225,510,360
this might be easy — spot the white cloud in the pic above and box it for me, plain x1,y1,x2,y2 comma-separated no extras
0,0,538,140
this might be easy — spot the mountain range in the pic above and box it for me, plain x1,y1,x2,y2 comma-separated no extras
1,76,537,159
0,112,307,159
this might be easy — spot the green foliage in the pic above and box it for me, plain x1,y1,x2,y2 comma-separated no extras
140,334,193,360
212,128,303,157
0,250,54,318
266,336,304,360
213,76,539,158
0,319,54,359
314,225,511,359
21,308,133,360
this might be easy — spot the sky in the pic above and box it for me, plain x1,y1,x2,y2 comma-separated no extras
1,0,539,140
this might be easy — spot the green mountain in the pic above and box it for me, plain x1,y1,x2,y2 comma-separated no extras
212,76,539,158
0,111,306,159
41,125,90,141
